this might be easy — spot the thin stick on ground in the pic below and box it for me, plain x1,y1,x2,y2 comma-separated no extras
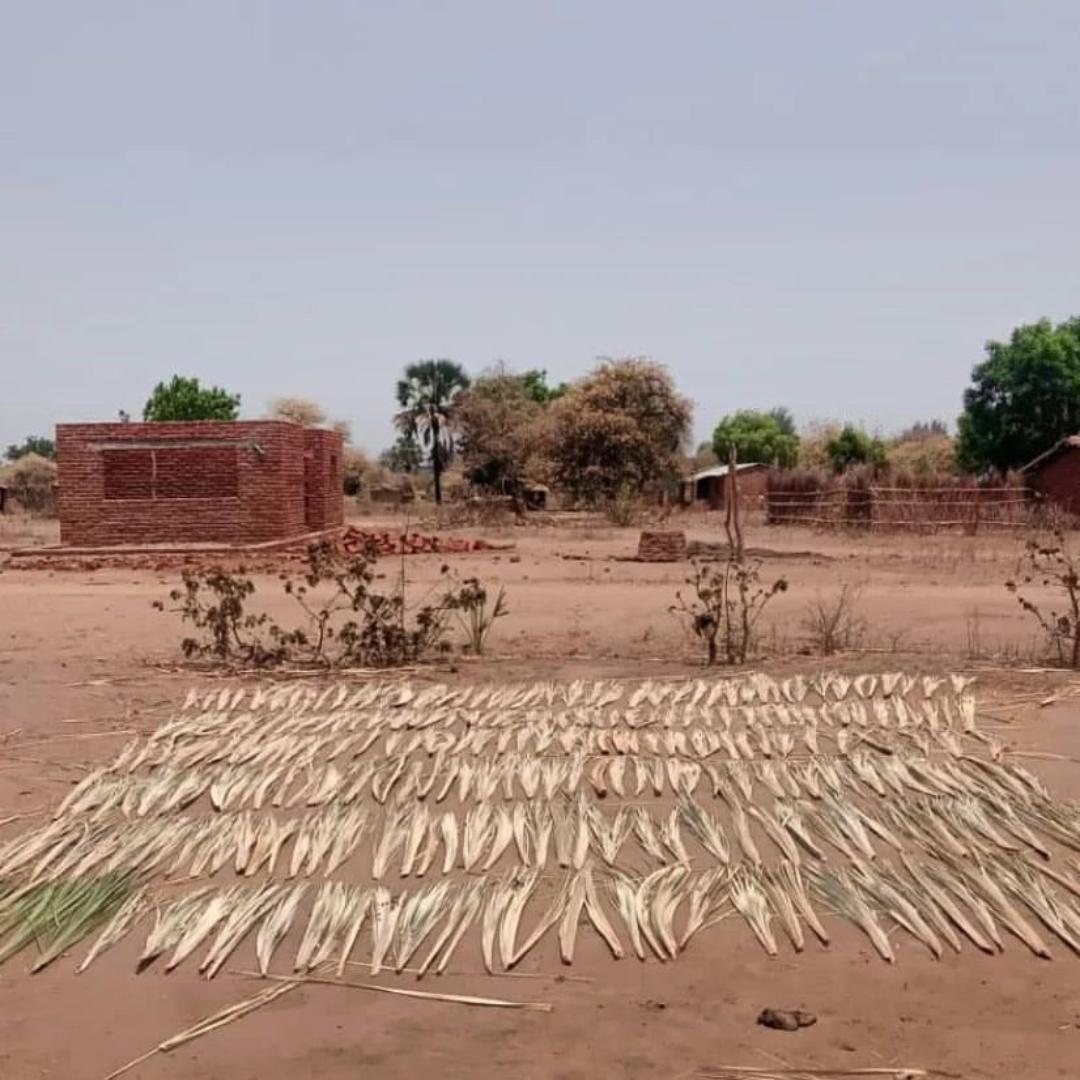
342,957,593,982
234,968,554,1011
104,981,300,1080
695,1068,937,1079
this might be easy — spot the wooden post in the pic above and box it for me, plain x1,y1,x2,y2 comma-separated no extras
725,446,744,561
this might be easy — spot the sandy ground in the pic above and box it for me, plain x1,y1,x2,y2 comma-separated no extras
1,512,1079,1079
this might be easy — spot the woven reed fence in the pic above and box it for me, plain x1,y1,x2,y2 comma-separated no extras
766,473,1034,532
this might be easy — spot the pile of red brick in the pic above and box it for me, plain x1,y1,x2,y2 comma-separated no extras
636,529,688,562
340,527,503,556
4,527,509,573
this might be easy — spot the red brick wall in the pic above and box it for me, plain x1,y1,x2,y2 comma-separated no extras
1031,450,1080,515
302,427,345,530
56,421,341,546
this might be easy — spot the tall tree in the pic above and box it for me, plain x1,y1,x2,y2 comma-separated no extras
456,366,548,494
394,359,471,503
768,406,797,437
521,369,570,404
957,317,1080,472
549,358,692,503
143,376,240,421
268,396,327,427
711,409,799,467
5,435,55,462
826,425,886,473
267,397,352,440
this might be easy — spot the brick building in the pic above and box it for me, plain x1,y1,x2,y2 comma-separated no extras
56,421,344,547
679,462,771,510
1022,436,1080,516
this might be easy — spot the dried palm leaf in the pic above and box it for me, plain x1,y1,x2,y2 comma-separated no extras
369,886,402,975
809,866,894,963
583,865,624,959
557,870,588,964
77,887,150,973
395,881,453,972
256,883,308,975
202,883,282,979
730,870,777,956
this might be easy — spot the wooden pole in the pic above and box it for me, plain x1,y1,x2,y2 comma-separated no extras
726,446,744,560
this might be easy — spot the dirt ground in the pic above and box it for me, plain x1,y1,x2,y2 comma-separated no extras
1,511,1078,1079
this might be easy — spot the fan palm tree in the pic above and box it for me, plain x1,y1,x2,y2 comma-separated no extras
395,359,471,503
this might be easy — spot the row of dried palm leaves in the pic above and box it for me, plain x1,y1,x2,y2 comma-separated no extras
119,704,980,789
179,673,974,716
6,771,1078,901
19,843,1079,981
48,736,1036,833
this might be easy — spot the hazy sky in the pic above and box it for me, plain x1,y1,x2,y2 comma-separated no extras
4,1,1080,453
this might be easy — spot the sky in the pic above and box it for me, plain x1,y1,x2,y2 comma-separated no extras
3,1,1080,454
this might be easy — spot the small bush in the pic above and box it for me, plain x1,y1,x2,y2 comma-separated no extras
446,577,509,654
671,556,788,665
1006,531,1080,668
155,540,504,668
604,486,641,527
801,583,867,655
152,567,284,666
4,453,57,515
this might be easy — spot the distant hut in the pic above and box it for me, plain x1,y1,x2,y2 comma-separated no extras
1022,436,1080,514
680,462,771,510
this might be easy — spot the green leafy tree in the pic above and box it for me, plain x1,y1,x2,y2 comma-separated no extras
957,317,1080,473
394,359,471,503
379,434,424,473
143,376,241,421
768,406,797,437
521,369,570,404
711,409,799,467
550,357,692,504
5,435,55,461
826,425,887,473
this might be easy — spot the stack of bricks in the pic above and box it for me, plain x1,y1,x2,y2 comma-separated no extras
636,529,688,562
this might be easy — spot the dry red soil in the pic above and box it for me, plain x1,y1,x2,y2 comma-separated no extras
0,513,1078,1079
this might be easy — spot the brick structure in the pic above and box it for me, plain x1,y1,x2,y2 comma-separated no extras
1023,436,1080,516
680,463,772,510
636,530,687,562
56,421,344,547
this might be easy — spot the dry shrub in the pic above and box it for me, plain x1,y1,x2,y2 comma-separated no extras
604,485,642,526
267,396,327,427
154,541,507,668
886,433,956,476
671,556,788,665
343,448,390,498
1006,531,1080,668
796,422,841,470
436,497,518,529
4,453,57,515
801,583,867,655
